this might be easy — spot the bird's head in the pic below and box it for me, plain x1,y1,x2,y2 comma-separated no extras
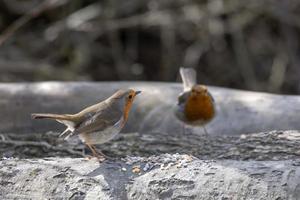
190,85,209,98
110,89,141,122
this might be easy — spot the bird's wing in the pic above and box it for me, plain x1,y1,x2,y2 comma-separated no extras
73,104,122,135
180,67,197,91
207,91,215,103
177,91,189,106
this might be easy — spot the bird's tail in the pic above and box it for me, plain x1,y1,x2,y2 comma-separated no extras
31,113,73,121
31,113,76,139
180,67,197,91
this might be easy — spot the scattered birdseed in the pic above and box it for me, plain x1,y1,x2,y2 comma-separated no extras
132,165,141,174
123,154,195,171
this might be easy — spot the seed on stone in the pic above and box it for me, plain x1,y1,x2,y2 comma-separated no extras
132,166,141,174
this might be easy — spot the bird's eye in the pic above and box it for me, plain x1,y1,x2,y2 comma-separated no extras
128,95,133,99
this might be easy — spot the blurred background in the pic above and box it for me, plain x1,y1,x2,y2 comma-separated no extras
0,0,299,94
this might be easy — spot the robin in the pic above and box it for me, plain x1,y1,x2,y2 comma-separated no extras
31,89,141,160
175,67,215,134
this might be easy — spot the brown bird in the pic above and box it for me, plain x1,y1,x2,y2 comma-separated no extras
32,89,141,160
175,67,215,134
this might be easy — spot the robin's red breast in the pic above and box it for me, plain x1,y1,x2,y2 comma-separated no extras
175,67,215,133
32,89,141,160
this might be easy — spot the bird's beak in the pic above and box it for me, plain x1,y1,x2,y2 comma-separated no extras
135,91,142,95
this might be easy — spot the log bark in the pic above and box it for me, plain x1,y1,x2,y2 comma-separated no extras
0,82,300,136
0,155,300,200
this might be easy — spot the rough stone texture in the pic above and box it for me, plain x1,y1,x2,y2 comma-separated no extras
1,82,300,135
0,155,300,200
1,130,300,161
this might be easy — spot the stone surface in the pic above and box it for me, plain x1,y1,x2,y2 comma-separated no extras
0,155,299,200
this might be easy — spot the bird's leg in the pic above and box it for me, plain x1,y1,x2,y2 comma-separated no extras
203,126,208,135
95,149,112,159
182,123,186,134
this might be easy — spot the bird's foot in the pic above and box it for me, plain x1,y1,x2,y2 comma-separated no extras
85,155,106,162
